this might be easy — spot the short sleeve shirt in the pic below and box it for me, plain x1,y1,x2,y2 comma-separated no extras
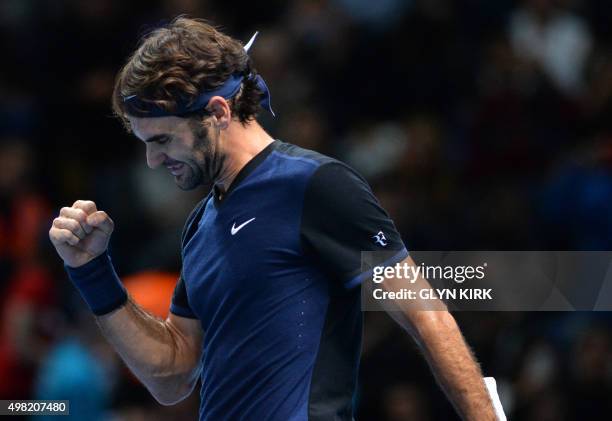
171,140,407,421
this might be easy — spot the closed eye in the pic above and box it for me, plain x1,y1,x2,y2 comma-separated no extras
144,134,171,145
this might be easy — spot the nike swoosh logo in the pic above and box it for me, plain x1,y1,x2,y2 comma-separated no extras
231,217,256,235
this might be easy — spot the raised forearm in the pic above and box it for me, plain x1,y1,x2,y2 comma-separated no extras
410,311,495,420
97,299,201,405
50,202,202,404
62,251,200,404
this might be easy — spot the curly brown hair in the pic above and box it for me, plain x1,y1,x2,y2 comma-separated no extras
112,17,263,129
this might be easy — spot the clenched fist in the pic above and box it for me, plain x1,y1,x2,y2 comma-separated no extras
49,200,114,268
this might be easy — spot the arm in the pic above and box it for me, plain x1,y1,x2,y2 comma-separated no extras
98,301,203,405
381,255,496,420
49,200,203,405
298,163,496,418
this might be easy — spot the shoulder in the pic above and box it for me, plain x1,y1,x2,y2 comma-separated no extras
269,140,371,203
270,140,339,172
272,140,360,182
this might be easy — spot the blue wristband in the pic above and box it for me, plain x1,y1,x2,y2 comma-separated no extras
65,252,128,316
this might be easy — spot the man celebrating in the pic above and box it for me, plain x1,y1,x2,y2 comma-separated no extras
49,18,496,420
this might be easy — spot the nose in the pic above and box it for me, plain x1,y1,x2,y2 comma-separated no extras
145,143,166,169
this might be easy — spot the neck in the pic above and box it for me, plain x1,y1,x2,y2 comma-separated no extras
214,120,274,193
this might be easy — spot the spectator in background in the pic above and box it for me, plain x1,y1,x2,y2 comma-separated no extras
35,331,113,421
0,138,55,399
509,0,593,97
568,326,612,419
537,140,612,249
0,140,50,268
381,382,430,421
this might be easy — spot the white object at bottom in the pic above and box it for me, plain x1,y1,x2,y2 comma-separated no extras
484,377,507,421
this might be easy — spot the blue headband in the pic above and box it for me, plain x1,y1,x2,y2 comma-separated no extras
122,32,275,118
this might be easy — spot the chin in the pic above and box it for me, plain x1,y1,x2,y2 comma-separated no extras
174,164,205,191
176,180,197,191
178,184,198,191
175,175,200,191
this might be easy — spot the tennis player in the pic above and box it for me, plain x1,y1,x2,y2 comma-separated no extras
49,18,496,420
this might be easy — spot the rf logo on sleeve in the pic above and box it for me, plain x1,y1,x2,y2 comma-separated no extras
373,231,388,247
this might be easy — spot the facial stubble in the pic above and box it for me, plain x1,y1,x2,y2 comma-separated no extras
177,120,224,191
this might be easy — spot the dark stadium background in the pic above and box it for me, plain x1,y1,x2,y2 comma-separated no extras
1,0,611,420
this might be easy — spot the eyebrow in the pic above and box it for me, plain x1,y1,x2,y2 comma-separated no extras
143,134,170,143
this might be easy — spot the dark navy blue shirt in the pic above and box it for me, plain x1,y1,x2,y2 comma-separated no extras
170,140,407,420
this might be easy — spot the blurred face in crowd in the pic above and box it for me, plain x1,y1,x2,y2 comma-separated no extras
0,139,31,194
128,114,223,190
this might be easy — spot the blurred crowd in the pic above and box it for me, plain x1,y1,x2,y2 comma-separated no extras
0,0,611,420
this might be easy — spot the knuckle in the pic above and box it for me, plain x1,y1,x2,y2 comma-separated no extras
104,213,115,226
74,199,96,209
99,211,112,224
74,209,87,221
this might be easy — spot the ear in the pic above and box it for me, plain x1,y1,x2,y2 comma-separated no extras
206,96,231,129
